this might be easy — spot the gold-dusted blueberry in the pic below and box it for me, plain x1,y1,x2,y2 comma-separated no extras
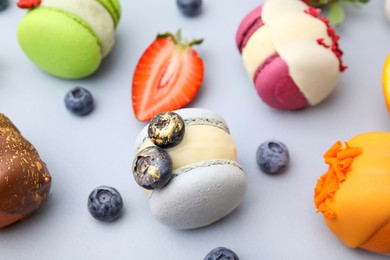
132,146,173,190
148,112,185,148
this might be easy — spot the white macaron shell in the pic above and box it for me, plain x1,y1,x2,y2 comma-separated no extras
149,160,246,229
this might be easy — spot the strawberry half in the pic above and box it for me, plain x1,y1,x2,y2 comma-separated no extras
132,30,204,122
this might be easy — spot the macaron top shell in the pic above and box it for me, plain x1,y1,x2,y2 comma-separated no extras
136,108,235,171
18,8,102,79
135,108,230,150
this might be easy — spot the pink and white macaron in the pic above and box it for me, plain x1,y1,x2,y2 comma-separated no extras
236,0,346,110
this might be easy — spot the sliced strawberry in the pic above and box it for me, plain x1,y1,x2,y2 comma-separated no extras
132,30,204,122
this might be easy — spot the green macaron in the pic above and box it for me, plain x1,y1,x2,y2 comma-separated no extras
17,1,120,79
97,0,121,27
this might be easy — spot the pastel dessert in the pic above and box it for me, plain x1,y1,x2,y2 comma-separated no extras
314,132,390,254
0,114,52,228
17,0,121,79
385,0,390,22
236,0,346,110
383,53,390,112
132,30,204,122
132,108,247,229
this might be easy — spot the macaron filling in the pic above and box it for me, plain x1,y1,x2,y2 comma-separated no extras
139,124,236,170
97,0,120,27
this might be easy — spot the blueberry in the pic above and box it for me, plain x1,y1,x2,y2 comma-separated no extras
0,0,8,11
177,0,202,16
132,146,173,190
204,247,239,260
87,186,123,222
256,140,290,174
64,87,94,116
148,112,185,148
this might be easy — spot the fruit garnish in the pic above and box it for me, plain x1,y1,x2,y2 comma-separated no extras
64,87,94,116
383,54,390,113
148,112,185,149
256,140,290,174
87,186,123,222
177,0,202,16
0,0,9,11
17,0,41,9
204,247,239,260
302,0,370,26
132,146,173,190
304,6,347,72
132,30,204,122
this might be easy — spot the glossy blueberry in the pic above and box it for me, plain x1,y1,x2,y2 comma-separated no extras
0,0,8,11
132,146,173,190
177,0,202,16
204,247,239,260
148,112,185,148
88,186,123,222
64,87,94,116
256,140,290,174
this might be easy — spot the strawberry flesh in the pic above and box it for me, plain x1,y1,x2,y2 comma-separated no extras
132,36,204,122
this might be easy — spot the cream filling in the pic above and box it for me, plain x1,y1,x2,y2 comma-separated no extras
138,125,237,170
241,0,340,105
40,0,115,57
242,25,275,81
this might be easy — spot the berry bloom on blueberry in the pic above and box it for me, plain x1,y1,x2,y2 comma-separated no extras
204,247,239,260
177,0,202,16
87,186,123,222
256,140,290,174
64,86,94,116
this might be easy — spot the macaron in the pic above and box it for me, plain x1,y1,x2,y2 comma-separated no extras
0,114,52,228
133,108,247,229
17,0,121,79
236,0,345,110
315,132,390,254
385,0,390,22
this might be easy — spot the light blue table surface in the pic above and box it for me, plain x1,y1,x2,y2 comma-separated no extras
1,0,389,259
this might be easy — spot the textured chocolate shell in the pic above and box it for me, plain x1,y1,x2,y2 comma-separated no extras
0,114,51,228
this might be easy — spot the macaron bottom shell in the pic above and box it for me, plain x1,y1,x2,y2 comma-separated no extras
254,53,309,110
149,160,246,229
18,8,102,79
